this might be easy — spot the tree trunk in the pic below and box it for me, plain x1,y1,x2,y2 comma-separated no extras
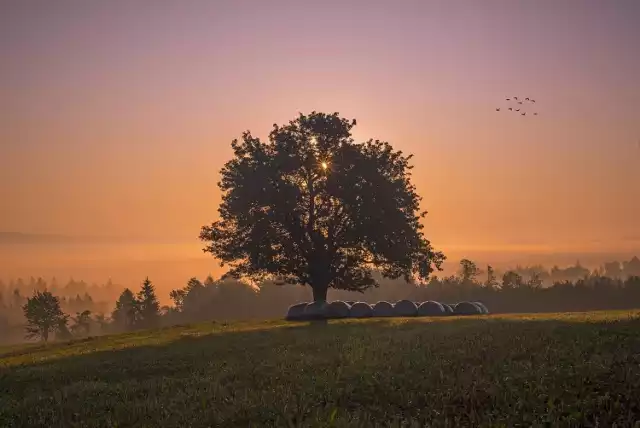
312,284,328,302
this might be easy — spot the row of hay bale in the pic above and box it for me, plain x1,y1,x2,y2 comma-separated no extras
286,299,489,321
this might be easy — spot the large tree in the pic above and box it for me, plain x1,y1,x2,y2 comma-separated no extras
200,112,445,302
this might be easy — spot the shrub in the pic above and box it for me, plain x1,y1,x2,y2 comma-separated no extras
454,301,482,316
373,301,394,317
417,301,446,316
285,302,308,321
393,300,418,317
326,301,351,319
349,302,373,318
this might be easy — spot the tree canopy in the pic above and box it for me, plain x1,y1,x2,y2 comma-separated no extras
22,291,68,342
200,111,445,301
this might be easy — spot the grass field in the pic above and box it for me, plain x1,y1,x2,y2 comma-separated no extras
2,311,640,427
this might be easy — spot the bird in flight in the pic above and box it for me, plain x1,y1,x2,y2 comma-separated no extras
525,97,530,101
496,108,501,111
514,96,518,100
515,109,520,112
508,107,513,111
533,112,538,116
521,112,526,116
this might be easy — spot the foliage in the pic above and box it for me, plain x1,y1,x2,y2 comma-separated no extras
136,277,160,329
70,310,92,336
169,277,203,312
21,291,68,342
2,312,640,426
484,265,498,289
111,288,138,331
200,111,444,301
459,258,481,283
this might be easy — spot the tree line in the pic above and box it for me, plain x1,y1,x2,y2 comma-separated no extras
4,256,640,344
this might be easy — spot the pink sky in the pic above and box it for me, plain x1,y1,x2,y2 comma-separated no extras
1,0,639,259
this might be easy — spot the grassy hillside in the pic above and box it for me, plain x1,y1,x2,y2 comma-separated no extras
2,311,640,427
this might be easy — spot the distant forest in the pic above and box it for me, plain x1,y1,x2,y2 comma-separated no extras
1,256,640,345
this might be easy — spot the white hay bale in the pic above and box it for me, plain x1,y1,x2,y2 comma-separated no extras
285,302,308,321
473,301,489,314
442,303,454,315
303,301,328,320
349,302,373,318
393,299,418,317
454,301,482,316
372,301,394,317
326,301,351,319
417,301,446,316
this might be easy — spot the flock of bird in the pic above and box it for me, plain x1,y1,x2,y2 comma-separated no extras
496,96,538,116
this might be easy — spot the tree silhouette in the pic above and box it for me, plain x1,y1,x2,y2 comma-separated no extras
200,112,444,302
484,265,499,289
136,277,160,329
112,288,138,331
169,277,203,312
459,259,481,283
22,291,68,342
70,309,92,336
93,313,110,333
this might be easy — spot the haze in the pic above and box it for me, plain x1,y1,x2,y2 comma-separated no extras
1,1,639,297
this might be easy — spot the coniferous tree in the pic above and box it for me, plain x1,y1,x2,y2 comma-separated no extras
136,277,160,329
112,288,138,331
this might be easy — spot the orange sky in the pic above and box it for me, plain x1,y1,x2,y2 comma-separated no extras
1,1,639,278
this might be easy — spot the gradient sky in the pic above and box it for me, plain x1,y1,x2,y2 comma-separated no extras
1,0,639,256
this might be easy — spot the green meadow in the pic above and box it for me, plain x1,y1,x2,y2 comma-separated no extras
2,311,640,427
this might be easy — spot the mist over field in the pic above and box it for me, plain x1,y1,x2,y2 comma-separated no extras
2,234,639,304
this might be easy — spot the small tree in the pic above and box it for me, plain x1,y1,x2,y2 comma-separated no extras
200,112,445,302
459,259,481,284
93,313,110,333
70,309,92,336
502,271,524,290
136,277,160,329
169,277,203,312
484,265,499,289
527,272,543,289
112,288,138,331
22,291,68,342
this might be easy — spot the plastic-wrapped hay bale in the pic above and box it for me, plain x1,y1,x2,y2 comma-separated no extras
441,303,454,315
303,301,328,320
326,301,351,319
349,302,373,318
473,301,489,314
393,299,418,317
417,300,446,316
285,302,308,321
454,301,482,316
372,301,395,317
